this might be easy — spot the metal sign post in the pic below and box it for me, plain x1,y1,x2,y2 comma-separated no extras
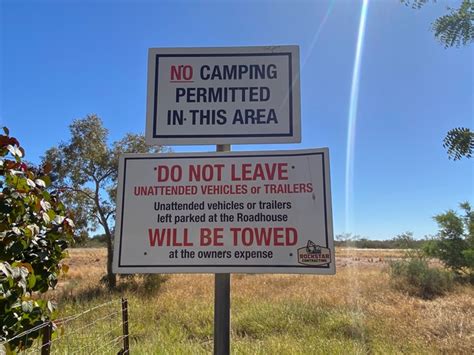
214,273,230,355
214,144,231,355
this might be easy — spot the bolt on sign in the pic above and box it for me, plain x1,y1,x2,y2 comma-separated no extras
145,46,301,145
113,149,335,274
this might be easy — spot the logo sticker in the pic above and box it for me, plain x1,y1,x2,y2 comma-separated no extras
297,240,331,266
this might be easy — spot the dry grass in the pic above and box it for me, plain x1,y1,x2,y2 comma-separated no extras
47,248,473,354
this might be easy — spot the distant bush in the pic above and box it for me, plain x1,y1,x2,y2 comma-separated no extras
335,232,427,249
389,256,454,299
142,274,168,294
70,233,107,248
115,273,168,295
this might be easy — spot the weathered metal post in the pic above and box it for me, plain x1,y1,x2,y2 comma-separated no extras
122,298,130,354
41,321,52,355
214,144,231,355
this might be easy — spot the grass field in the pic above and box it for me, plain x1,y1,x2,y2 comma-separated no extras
41,248,473,354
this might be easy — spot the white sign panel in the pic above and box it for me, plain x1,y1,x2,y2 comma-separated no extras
113,149,334,274
145,46,301,145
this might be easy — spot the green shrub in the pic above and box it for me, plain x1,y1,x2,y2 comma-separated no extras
424,202,473,278
0,127,74,352
389,257,454,299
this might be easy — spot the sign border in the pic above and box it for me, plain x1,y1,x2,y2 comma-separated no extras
113,148,334,274
152,53,294,139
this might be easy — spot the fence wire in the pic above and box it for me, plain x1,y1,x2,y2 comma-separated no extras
1,299,127,355
1,322,50,346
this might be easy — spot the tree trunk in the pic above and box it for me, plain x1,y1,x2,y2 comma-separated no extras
93,179,117,290
104,227,116,289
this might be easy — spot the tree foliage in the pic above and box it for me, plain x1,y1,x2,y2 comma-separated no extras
402,0,474,47
443,127,474,160
424,202,474,277
402,1,473,160
391,232,417,249
43,114,166,288
433,0,474,47
0,128,74,352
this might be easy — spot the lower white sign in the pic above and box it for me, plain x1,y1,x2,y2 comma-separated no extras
113,149,335,274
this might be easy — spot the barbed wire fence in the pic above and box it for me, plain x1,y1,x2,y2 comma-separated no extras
0,298,129,355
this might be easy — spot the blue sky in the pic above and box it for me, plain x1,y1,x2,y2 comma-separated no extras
1,0,472,239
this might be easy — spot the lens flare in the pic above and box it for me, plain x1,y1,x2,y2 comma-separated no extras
345,0,369,233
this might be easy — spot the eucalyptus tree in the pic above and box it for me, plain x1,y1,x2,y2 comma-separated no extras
44,114,166,288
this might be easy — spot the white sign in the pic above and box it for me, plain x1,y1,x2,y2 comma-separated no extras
145,46,301,145
113,149,334,274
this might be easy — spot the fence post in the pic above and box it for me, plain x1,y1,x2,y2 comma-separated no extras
41,321,52,355
121,298,130,354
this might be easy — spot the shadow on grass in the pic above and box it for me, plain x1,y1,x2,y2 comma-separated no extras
54,274,169,304
328,314,369,342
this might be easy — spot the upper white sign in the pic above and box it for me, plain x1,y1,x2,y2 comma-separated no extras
145,46,301,145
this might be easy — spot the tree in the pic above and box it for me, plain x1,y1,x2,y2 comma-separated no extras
401,1,473,160
43,114,166,289
424,202,474,276
402,0,474,47
0,128,74,352
443,127,474,160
